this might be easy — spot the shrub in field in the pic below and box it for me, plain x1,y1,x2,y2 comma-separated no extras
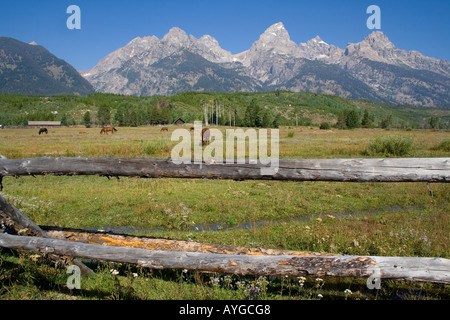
364,135,414,157
431,140,450,152
319,122,331,130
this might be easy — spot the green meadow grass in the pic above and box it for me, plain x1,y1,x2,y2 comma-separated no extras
0,126,449,300
1,126,450,159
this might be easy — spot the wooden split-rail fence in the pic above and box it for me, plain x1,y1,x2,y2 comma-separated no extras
0,156,449,284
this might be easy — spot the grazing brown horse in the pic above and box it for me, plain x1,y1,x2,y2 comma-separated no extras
201,128,210,146
160,127,168,132
100,127,117,134
38,128,48,135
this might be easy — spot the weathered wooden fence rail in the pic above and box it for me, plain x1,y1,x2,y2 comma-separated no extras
1,232,449,284
1,156,449,284
0,157,449,186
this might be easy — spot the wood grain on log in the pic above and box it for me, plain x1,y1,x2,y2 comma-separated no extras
42,227,335,256
0,157,449,184
0,233,448,284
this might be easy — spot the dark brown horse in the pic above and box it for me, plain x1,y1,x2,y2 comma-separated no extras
38,128,48,135
201,128,210,146
100,127,117,134
160,127,168,132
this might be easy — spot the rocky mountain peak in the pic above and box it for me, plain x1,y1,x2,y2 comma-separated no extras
297,35,342,62
258,22,291,44
162,27,189,45
354,31,449,76
363,31,395,50
194,34,223,52
309,36,327,45
189,34,233,63
248,22,298,56
263,22,287,34
344,31,397,62
198,34,216,44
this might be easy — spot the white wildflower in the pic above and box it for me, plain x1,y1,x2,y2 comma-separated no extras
110,269,119,275
298,276,306,287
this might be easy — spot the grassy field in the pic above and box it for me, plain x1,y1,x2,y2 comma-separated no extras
0,125,449,301
1,125,450,159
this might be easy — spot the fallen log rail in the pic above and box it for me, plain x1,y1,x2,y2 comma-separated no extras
0,157,449,187
42,226,335,257
0,232,449,284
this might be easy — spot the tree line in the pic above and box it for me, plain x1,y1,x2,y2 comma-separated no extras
82,97,282,128
0,92,448,129
84,99,172,127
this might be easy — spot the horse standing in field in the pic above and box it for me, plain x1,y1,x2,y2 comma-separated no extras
38,128,48,135
201,128,210,146
160,127,168,132
100,127,117,134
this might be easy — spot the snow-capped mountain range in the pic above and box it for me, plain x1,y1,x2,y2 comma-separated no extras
81,22,450,107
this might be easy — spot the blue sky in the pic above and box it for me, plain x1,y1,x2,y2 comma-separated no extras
1,0,449,70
